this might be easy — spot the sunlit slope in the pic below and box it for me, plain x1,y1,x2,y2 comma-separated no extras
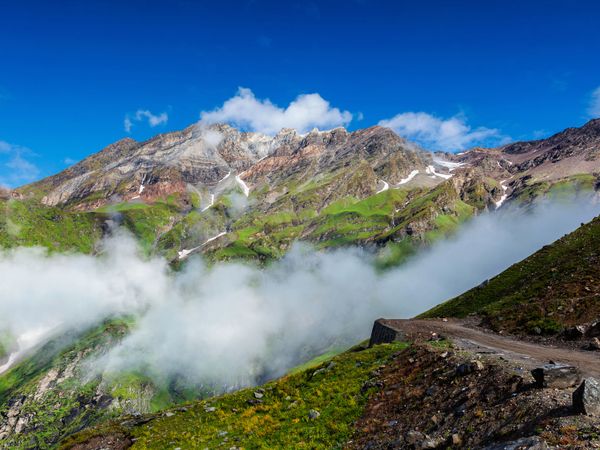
59,342,408,450
422,215,600,334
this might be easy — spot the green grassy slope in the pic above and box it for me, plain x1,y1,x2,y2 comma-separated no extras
0,318,205,449
0,320,130,449
422,215,600,334
60,341,408,450
0,199,103,253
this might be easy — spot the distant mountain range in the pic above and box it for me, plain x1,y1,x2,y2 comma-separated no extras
1,119,598,264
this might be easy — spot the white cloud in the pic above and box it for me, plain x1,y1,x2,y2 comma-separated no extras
379,112,509,151
0,141,40,188
124,109,169,133
0,200,598,389
124,117,133,133
588,86,600,117
200,87,353,135
64,157,78,165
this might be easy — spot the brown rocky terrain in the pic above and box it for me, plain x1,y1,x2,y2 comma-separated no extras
453,118,600,188
20,124,437,211
350,318,600,449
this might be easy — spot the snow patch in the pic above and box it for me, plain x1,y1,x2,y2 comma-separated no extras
495,180,509,209
399,170,419,185
433,158,465,172
177,232,228,260
177,247,199,260
376,180,389,194
201,194,215,212
427,165,453,180
139,185,145,194
236,175,250,197
218,171,232,183
0,326,54,374
204,231,227,245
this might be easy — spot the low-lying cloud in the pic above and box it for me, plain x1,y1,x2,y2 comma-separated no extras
379,112,510,151
200,87,353,135
0,198,598,390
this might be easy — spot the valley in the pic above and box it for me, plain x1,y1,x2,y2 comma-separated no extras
0,119,599,449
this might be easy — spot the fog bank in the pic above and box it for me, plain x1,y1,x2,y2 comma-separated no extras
0,199,598,388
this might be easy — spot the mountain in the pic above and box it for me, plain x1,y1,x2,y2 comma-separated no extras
454,118,600,203
2,120,599,264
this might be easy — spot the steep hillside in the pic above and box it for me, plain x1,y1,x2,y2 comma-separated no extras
0,318,209,449
60,337,600,450
422,215,600,335
452,118,600,205
60,342,407,450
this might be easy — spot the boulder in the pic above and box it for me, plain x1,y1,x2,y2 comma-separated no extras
456,360,484,376
369,319,404,347
582,338,600,351
562,325,587,340
531,363,580,389
573,377,600,416
483,436,548,449
586,322,600,338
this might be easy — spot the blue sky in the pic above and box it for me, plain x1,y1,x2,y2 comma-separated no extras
1,0,600,187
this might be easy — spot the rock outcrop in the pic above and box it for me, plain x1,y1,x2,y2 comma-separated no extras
369,319,404,347
573,377,600,416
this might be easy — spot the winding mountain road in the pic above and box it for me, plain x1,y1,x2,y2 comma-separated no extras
384,319,600,377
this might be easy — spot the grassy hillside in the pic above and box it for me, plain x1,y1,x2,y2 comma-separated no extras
0,318,207,449
60,341,408,450
422,215,600,334
0,199,103,253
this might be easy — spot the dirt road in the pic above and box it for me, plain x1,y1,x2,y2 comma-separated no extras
384,318,600,377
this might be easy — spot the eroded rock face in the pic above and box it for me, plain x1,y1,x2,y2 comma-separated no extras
26,123,435,210
573,377,600,416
